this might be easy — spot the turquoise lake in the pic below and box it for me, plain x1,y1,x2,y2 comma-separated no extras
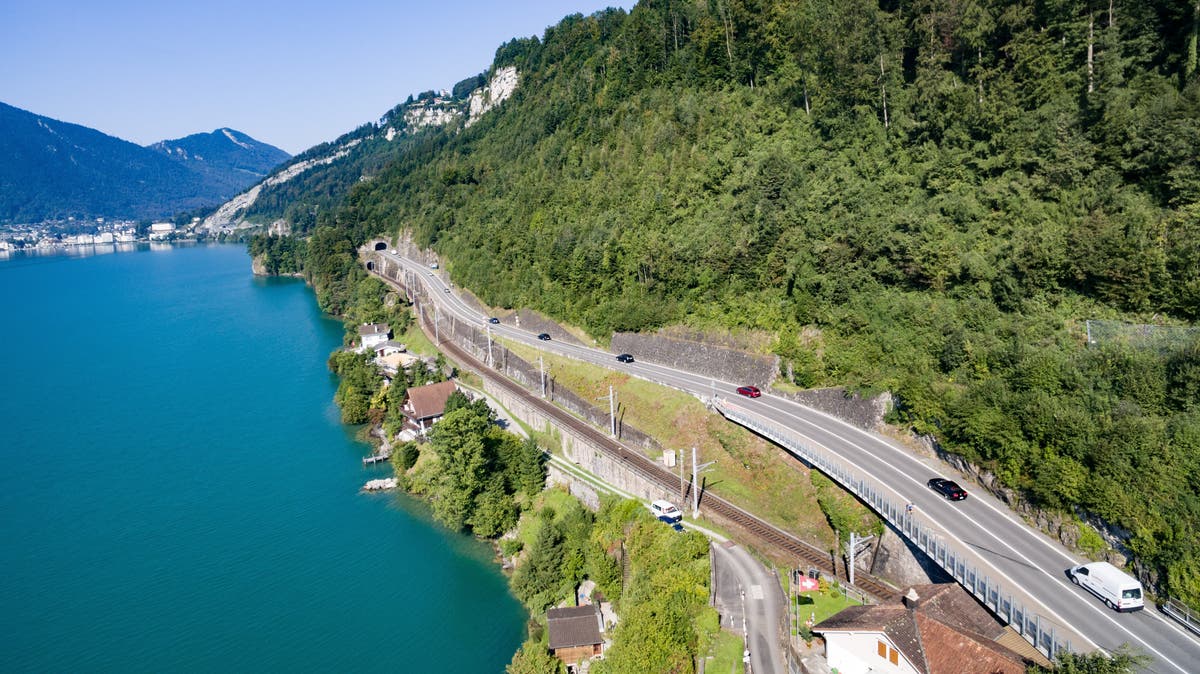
0,244,525,672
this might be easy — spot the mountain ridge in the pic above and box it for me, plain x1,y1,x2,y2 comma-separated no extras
0,101,290,223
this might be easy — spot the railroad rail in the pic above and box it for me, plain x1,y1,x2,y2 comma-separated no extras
426,307,901,603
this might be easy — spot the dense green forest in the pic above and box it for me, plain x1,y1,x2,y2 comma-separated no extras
259,0,1200,606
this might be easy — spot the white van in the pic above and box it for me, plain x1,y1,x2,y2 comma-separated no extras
650,500,682,522
1068,561,1144,612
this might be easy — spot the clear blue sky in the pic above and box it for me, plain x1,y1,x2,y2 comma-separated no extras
0,1,631,155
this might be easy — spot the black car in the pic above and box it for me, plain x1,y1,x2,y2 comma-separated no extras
928,478,968,501
487,317,500,324
657,515,684,532
537,333,551,341
616,353,634,363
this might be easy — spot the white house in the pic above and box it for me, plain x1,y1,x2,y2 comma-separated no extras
358,323,391,351
814,584,1037,674
149,222,175,240
372,340,406,358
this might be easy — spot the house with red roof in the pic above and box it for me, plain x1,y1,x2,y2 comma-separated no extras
814,583,1046,674
402,380,458,432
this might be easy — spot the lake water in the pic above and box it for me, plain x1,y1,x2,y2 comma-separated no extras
0,244,525,672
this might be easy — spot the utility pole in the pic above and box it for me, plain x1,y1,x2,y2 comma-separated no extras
846,532,874,590
434,304,440,345
692,446,716,519
595,386,618,438
679,450,685,502
539,354,546,398
610,386,617,437
848,531,857,588
486,324,494,367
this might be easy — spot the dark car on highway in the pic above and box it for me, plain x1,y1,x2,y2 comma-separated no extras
487,317,500,324
736,385,761,398
616,353,634,363
537,333,551,341
928,478,968,501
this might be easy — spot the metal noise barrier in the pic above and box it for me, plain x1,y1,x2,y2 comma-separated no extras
714,399,1072,660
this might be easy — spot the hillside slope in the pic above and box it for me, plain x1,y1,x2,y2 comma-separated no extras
271,1,1200,606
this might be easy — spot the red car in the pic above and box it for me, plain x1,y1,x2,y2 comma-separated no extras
736,386,761,398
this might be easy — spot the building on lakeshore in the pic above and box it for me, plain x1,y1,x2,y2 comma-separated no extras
402,380,458,433
358,323,391,352
546,603,605,670
814,583,1043,674
149,222,175,240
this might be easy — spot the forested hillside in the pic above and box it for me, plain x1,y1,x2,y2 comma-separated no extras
272,0,1200,606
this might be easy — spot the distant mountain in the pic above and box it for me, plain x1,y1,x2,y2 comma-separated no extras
0,101,290,223
148,128,290,196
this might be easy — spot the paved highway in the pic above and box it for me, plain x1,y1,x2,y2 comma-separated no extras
377,249,1200,673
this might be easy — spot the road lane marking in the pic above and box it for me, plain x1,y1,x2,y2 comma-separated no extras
748,405,1194,672
382,252,1194,671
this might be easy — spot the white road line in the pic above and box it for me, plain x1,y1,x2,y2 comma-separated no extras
381,251,1194,672
753,405,1193,672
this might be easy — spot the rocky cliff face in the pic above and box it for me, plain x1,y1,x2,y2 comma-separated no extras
199,66,520,233
467,66,518,127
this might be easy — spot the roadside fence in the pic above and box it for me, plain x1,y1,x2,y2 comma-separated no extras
715,399,1072,660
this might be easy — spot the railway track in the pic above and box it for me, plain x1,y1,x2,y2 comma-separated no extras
429,316,901,603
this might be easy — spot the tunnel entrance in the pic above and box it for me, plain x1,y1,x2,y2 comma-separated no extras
373,241,388,251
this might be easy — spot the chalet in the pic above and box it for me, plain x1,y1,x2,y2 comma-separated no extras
402,380,458,432
546,604,605,670
814,583,1044,674
358,323,391,352
373,340,406,358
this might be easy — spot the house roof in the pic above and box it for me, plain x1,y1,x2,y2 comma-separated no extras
547,605,602,650
359,323,390,336
405,380,457,420
814,584,1030,674
374,340,406,352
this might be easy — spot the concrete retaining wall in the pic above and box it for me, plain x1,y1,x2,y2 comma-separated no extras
611,331,779,389
771,387,894,432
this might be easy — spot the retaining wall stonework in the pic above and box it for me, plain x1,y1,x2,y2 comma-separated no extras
865,522,953,587
546,464,603,511
611,332,779,388
770,387,894,432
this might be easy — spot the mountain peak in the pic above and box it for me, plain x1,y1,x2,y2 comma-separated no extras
0,100,291,222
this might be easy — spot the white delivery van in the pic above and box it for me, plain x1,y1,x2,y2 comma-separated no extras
650,500,682,522
1068,561,1144,612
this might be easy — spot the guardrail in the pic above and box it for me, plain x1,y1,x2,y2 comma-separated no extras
1162,598,1200,638
715,399,1072,659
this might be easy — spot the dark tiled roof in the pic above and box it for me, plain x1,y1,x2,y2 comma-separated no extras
907,583,1006,641
814,584,1030,674
547,605,602,650
405,380,457,420
359,323,390,336
817,605,926,671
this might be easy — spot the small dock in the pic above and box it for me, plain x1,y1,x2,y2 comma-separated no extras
362,448,391,466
